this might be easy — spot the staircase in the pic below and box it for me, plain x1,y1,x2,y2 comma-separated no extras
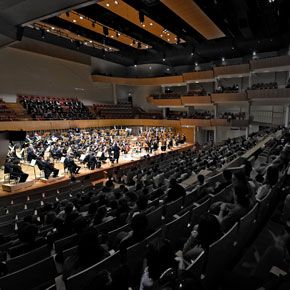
5,103,32,120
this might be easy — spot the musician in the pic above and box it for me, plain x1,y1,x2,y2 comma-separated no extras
112,142,120,164
36,156,59,179
64,154,81,175
83,152,100,170
27,144,37,162
4,159,29,183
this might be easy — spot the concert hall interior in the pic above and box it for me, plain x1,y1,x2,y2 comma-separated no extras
0,1,290,290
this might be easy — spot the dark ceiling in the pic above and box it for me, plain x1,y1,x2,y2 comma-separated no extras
20,0,290,66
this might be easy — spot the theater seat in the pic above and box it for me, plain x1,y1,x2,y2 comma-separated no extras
185,251,205,281
65,251,121,290
0,256,57,290
204,222,238,289
6,244,50,273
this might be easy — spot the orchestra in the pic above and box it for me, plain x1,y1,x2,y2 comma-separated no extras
4,127,186,183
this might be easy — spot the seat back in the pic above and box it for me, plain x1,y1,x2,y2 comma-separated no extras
65,251,121,290
165,197,183,220
54,233,78,252
146,206,163,229
204,222,238,289
189,198,211,227
0,256,56,290
256,190,272,227
236,203,259,252
164,211,190,243
183,190,198,208
94,217,117,233
6,244,50,273
107,223,131,249
144,228,163,245
185,251,205,280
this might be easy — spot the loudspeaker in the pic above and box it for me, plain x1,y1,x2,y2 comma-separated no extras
8,131,26,141
139,12,145,23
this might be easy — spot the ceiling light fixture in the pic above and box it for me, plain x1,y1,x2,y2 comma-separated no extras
106,3,110,7
73,19,77,23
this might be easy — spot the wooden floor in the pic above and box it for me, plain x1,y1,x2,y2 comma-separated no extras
0,144,193,198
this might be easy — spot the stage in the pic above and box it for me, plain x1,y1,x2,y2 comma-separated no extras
0,143,193,200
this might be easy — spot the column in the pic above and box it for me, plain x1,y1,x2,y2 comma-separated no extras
285,105,289,128
245,127,249,139
213,127,217,143
186,83,190,93
163,108,167,119
112,84,117,105
214,104,218,118
249,72,252,89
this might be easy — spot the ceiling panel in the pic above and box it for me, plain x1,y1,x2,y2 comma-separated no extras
161,0,225,40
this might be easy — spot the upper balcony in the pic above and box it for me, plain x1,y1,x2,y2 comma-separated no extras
247,88,290,101
250,55,290,72
213,64,250,78
182,70,214,83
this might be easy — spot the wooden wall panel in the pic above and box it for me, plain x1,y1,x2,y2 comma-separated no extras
0,119,181,131
247,88,290,99
213,64,249,77
180,119,211,127
181,95,211,105
91,75,184,86
176,127,195,143
146,98,182,106
210,119,228,126
250,55,290,70
211,92,247,103
182,70,214,81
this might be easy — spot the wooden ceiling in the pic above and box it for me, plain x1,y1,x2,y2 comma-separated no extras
98,0,184,44
161,0,225,40
58,11,151,50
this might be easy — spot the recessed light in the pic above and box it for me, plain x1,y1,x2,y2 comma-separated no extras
142,24,145,27
73,19,77,23
150,22,153,26
114,0,119,4
51,27,55,30
106,3,110,7
80,16,83,20
89,40,92,43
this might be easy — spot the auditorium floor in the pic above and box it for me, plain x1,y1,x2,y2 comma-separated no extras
0,143,193,198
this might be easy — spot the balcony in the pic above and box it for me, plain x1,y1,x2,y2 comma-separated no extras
211,92,248,103
247,88,290,100
250,55,290,71
182,70,214,82
147,96,182,107
213,64,250,77
181,95,211,105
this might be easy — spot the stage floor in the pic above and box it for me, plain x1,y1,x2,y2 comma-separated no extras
0,144,193,198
